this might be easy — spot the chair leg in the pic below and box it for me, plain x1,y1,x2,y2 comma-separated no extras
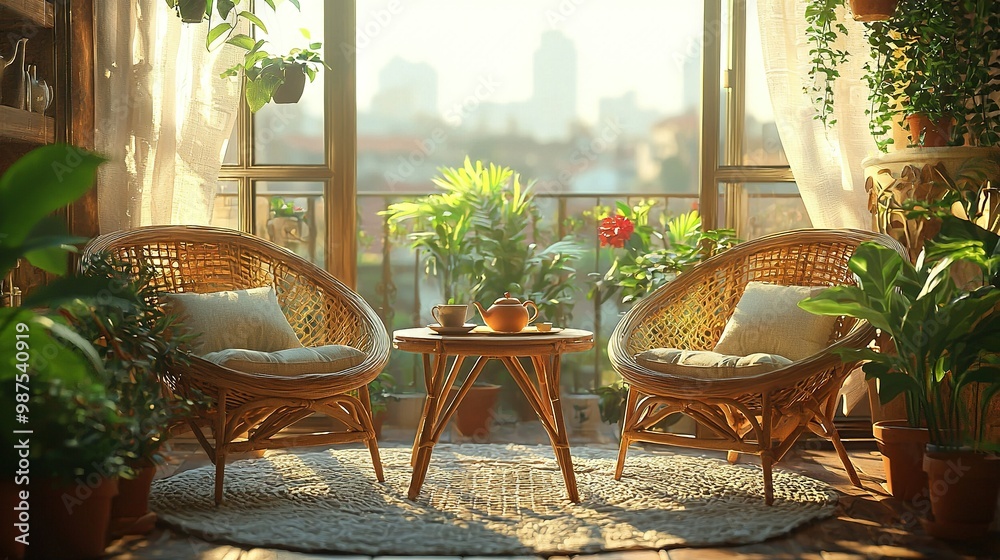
761,451,774,506
357,385,385,482
727,450,740,464
214,390,228,505
830,425,863,488
614,387,640,480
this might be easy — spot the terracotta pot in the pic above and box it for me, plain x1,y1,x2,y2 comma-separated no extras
272,64,306,104
1,481,26,560
108,465,159,537
28,476,118,560
904,114,955,148
449,383,501,440
848,0,899,21
384,393,426,429
922,448,1000,539
873,420,929,500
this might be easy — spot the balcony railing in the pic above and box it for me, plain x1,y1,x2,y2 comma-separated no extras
213,189,810,395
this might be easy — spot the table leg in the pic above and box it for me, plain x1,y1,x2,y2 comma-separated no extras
411,353,440,466
407,353,472,501
501,354,580,503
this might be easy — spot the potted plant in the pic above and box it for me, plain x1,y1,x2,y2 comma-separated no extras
0,144,125,559
63,255,194,537
848,0,899,21
800,214,1000,537
805,0,1000,151
385,158,585,436
168,0,326,112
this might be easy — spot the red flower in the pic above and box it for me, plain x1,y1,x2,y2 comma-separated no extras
598,214,634,248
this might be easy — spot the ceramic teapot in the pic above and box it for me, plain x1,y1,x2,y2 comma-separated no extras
473,292,538,333
0,38,28,108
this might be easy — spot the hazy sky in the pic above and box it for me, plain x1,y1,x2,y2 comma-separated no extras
355,0,708,123
266,1,775,125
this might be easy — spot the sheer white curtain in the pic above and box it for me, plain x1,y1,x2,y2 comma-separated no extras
95,1,243,231
757,0,877,412
757,0,875,230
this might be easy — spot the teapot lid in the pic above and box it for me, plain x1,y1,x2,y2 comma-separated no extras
492,292,522,305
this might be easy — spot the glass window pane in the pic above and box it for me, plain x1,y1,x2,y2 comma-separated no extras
254,181,325,266
741,182,811,239
210,180,239,229
357,0,704,195
222,124,238,166
252,1,325,165
743,0,787,166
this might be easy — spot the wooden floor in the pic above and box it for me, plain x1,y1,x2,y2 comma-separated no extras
104,422,1000,560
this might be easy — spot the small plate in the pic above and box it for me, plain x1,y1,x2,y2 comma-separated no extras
471,326,562,335
427,323,477,335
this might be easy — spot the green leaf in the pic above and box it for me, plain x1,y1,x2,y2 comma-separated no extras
0,144,105,249
216,0,235,18
20,275,132,310
206,22,233,47
288,0,300,10
237,10,267,33
225,33,256,50
615,201,630,216
869,371,921,405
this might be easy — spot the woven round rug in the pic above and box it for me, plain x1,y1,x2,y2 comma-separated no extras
150,444,837,555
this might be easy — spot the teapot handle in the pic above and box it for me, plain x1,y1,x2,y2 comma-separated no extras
524,301,538,324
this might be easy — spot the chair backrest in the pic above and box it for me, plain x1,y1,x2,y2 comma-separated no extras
614,229,906,356
82,225,385,352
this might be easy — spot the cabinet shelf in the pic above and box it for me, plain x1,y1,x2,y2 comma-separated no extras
0,0,54,28
0,105,55,143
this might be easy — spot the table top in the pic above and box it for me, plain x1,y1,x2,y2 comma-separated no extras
393,326,594,356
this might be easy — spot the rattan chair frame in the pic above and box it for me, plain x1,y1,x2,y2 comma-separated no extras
609,229,907,505
83,225,390,504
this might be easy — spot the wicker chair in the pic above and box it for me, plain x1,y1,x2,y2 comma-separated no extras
609,229,906,505
83,225,389,504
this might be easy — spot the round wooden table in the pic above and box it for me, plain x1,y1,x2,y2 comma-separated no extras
392,327,594,502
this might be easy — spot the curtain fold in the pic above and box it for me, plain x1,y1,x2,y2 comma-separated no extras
757,0,878,413
95,0,243,231
757,0,876,230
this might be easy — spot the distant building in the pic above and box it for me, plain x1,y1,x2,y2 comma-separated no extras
371,57,439,122
598,91,659,138
530,31,577,142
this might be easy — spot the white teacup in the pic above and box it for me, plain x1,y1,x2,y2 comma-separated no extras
431,304,473,328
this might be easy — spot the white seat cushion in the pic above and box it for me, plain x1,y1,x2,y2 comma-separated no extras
635,348,793,379
162,287,302,355
713,282,838,361
202,345,367,376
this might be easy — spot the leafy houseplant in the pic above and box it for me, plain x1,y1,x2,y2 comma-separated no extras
368,372,396,438
166,0,326,112
800,215,1000,535
805,0,1000,151
591,203,738,305
384,158,585,321
0,144,130,559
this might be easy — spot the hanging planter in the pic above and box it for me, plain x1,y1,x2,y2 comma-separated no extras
272,63,307,104
848,0,899,22
173,0,207,23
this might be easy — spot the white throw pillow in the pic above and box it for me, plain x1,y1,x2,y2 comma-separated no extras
635,348,793,380
202,346,366,376
162,287,302,355
713,282,838,361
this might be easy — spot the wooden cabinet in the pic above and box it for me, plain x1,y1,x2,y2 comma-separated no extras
1,0,96,299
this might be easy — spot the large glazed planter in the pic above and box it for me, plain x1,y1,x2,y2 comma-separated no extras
864,146,1000,262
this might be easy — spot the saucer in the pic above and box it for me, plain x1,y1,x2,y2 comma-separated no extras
427,323,477,335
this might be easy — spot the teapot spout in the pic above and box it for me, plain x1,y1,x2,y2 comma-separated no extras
472,301,488,318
